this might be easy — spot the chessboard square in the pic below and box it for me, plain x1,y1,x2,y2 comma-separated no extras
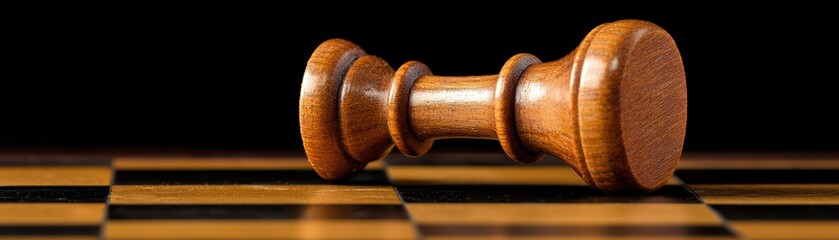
0,157,111,166
396,185,700,203
728,221,839,240
710,205,839,220
388,166,680,185
425,236,738,240
405,203,723,226
0,187,110,203
0,203,104,225
109,185,401,204
678,157,839,170
108,204,409,220
114,157,313,170
692,184,839,204
113,169,389,185
419,225,735,239
113,157,385,171
0,167,112,186
0,237,99,240
0,226,100,239
104,220,415,240
677,169,839,184
388,166,584,185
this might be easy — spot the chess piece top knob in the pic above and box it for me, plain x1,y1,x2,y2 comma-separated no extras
300,20,687,192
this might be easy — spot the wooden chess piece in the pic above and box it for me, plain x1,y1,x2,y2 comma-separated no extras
300,20,686,192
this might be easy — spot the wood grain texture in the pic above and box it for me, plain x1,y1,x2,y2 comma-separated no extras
425,236,737,240
728,221,839,240
406,204,721,225
110,185,400,204
679,153,839,169
299,39,367,180
389,61,434,156
691,184,839,204
388,166,590,185
496,54,544,163
387,166,681,186
340,55,396,163
114,157,311,170
300,20,686,192
105,220,415,240
410,75,499,140
577,20,687,191
0,203,105,225
0,237,99,240
0,167,111,186
113,157,383,170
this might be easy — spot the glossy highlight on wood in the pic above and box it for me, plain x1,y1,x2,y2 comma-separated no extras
299,20,687,192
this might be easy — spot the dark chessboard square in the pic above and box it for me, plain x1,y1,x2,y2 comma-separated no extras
114,170,389,185
0,186,110,203
0,157,111,166
677,169,839,184
0,226,100,236
712,205,839,220
396,185,700,203
419,225,734,237
109,204,409,220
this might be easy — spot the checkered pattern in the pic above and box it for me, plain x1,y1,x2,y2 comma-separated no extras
0,152,837,239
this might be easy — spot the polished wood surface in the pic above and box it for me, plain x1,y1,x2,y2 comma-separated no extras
300,19,687,192
0,167,111,186
110,185,400,204
728,221,839,240
387,166,681,186
406,203,722,225
113,157,384,170
0,203,105,225
1,152,837,239
106,220,415,240
691,184,839,204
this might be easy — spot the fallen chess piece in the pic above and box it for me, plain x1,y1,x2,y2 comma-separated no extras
300,20,687,192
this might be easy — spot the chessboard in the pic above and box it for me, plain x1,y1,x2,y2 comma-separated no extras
1,151,837,240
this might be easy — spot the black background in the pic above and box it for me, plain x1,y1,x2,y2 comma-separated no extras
3,3,838,152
